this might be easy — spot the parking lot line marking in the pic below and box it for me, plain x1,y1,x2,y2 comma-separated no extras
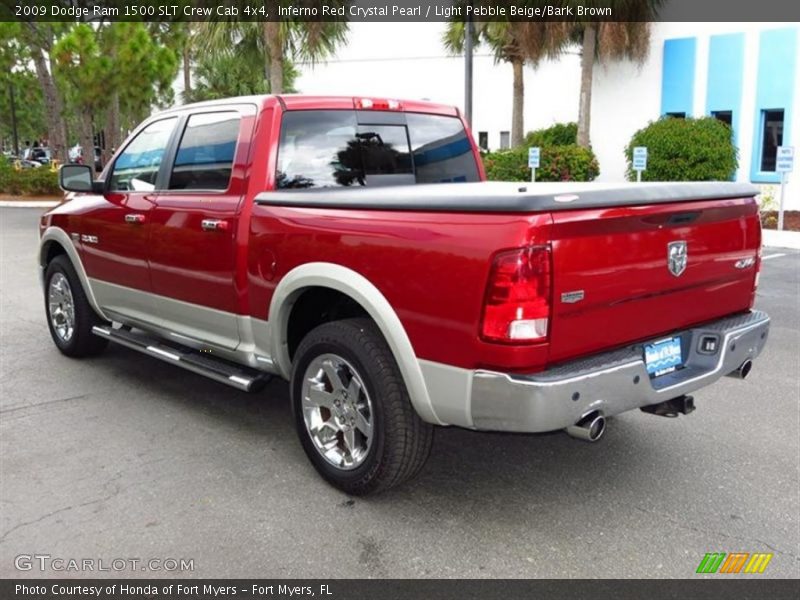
762,253,786,260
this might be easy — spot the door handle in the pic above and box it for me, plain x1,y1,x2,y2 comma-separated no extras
201,219,229,232
124,213,146,224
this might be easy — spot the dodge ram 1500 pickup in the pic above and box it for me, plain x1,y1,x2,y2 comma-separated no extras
43,95,770,494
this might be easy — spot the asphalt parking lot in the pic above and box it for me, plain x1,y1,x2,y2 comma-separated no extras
1,206,798,579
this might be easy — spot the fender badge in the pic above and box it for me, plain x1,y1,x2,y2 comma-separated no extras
561,290,585,304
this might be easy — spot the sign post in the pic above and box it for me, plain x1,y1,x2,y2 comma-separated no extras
776,146,794,231
633,147,647,182
528,147,540,182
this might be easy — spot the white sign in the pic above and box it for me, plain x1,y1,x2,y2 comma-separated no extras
633,146,648,171
528,147,540,169
776,146,794,173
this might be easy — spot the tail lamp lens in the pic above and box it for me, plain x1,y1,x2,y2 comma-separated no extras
481,245,551,343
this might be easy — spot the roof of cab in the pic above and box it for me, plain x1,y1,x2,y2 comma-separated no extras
159,95,459,117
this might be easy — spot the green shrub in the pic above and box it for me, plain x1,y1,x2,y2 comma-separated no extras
0,161,60,196
524,122,577,148
625,117,738,181
483,144,599,182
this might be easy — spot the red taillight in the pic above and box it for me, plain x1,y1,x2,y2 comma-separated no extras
481,245,551,343
354,97,402,111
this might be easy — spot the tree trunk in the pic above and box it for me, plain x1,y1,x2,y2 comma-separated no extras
104,91,121,167
182,41,192,101
30,47,67,162
79,113,94,171
577,24,597,149
511,58,524,147
264,21,283,94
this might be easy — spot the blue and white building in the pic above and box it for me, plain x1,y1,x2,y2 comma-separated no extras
591,22,799,208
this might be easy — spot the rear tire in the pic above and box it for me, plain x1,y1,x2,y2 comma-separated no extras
291,318,433,495
44,255,108,357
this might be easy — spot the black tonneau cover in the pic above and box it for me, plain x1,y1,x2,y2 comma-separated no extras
255,181,758,213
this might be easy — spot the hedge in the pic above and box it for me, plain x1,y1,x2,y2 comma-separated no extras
482,145,600,182
524,122,577,147
0,161,61,196
625,117,738,181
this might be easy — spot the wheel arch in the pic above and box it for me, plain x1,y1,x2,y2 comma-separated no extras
269,262,443,425
39,226,109,321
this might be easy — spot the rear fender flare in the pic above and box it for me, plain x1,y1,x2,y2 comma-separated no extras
268,262,443,425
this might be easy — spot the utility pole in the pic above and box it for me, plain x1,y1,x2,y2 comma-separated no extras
464,12,473,127
9,79,19,156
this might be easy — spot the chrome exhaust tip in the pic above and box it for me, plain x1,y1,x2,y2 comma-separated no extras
727,359,753,380
566,412,606,443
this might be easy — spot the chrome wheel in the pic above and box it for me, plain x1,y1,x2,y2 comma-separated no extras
48,272,75,342
300,353,374,470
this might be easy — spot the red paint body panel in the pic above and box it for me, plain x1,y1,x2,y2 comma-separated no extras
149,108,257,313
548,198,760,363
41,94,762,376
79,191,155,291
246,206,553,370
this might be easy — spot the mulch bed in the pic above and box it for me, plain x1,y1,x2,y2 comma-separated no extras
761,211,800,232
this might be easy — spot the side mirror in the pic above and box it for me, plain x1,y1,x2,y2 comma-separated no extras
59,164,103,193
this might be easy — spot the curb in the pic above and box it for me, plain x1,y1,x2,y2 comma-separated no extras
0,201,59,208
762,229,800,251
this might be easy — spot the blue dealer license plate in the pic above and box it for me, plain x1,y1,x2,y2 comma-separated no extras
644,337,683,377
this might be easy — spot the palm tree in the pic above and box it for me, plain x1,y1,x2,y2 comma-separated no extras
195,16,348,95
443,20,565,147
573,1,664,147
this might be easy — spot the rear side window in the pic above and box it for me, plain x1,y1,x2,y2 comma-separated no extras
276,110,478,189
277,111,360,189
406,113,480,183
169,112,240,191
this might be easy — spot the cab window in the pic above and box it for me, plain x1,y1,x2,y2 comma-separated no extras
406,113,480,184
108,118,177,192
169,112,241,191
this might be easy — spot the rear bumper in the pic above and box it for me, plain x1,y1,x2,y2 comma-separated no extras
470,310,770,433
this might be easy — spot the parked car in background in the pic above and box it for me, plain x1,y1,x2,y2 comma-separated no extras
69,145,103,172
43,95,770,494
23,147,52,166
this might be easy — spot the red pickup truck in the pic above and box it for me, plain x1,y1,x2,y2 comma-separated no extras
43,95,769,494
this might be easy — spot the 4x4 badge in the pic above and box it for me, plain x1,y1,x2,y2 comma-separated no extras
668,241,687,277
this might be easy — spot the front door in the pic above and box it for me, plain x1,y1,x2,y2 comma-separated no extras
81,116,179,326
148,109,251,351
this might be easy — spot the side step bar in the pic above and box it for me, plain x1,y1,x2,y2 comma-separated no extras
92,326,271,392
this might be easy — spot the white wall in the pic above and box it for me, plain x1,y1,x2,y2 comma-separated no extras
294,22,580,151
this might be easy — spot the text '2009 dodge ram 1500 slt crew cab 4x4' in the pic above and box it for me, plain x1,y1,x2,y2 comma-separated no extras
43,95,770,494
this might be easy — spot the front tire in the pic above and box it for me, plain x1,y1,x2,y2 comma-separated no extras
291,318,433,495
44,255,108,357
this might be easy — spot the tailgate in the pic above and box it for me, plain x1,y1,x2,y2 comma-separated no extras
548,197,760,364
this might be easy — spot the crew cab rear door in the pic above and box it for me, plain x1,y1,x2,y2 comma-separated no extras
148,106,255,351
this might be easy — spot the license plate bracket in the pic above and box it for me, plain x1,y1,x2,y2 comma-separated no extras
644,336,683,377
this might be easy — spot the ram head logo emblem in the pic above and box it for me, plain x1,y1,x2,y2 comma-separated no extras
667,241,688,277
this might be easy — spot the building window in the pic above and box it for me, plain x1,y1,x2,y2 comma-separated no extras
711,110,733,128
759,109,784,172
665,112,686,119
478,131,488,151
499,131,510,150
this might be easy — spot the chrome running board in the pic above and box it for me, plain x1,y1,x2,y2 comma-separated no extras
92,326,271,392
